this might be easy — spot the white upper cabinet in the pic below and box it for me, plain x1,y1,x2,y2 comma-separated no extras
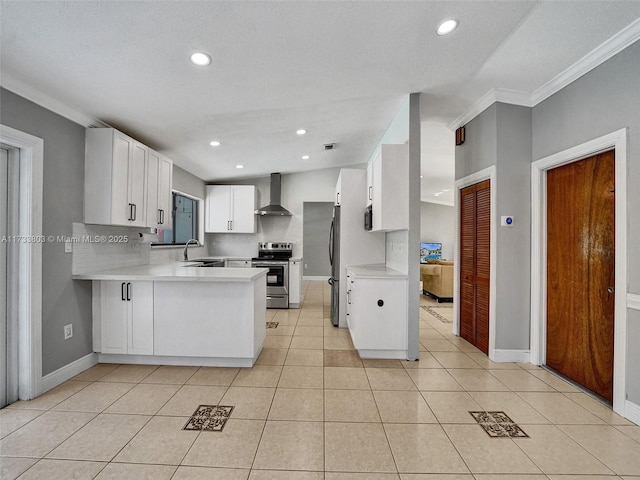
146,150,173,229
205,185,256,233
367,144,409,232
85,128,148,227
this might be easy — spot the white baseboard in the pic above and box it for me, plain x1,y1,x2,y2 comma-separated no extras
41,352,98,393
303,276,330,281
492,349,531,363
625,399,640,426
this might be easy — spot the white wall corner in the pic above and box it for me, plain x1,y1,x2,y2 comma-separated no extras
41,353,98,393
492,349,531,363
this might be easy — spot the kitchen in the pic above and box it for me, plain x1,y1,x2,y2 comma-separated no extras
64,122,413,371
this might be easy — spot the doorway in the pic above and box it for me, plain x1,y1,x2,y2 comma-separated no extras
302,202,333,278
1,145,19,408
530,128,628,417
459,179,491,354
546,150,615,402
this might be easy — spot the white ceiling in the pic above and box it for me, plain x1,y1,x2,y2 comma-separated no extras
2,1,639,206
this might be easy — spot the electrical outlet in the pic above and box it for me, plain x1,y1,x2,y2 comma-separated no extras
64,241,72,253
64,324,73,340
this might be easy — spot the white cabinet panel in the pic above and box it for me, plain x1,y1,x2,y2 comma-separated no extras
226,259,252,267
99,281,153,355
205,185,256,233
147,151,173,229
289,259,303,306
346,269,407,358
85,128,148,227
367,144,409,232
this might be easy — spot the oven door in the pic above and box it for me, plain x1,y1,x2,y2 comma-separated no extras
252,260,289,308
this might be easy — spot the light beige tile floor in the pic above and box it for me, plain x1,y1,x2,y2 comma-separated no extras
1,281,639,479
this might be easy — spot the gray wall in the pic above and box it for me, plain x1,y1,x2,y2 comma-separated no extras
302,202,333,277
1,88,92,375
420,202,454,260
455,102,532,352
532,41,640,404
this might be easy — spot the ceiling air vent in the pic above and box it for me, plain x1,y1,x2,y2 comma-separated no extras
324,143,336,150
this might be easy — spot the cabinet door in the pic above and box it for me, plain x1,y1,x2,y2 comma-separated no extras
146,150,160,227
157,156,173,229
230,186,256,233
128,142,148,227
100,281,128,354
128,282,154,355
366,162,374,206
111,133,133,226
288,259,301,304
371,152,383,231
205,186,232,232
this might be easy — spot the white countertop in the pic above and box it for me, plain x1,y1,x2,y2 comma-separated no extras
73,262,268,282
347,264,408,279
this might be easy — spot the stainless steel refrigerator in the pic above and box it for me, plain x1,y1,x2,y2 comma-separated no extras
328,205,340,326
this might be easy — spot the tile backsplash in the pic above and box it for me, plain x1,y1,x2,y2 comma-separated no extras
72,223,210,273
71,223,150,274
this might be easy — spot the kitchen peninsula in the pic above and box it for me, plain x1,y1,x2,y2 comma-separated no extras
73,263,267,367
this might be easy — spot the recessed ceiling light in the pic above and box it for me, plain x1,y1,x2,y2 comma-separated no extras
190,52,212,66
236,164,244,169
296,129,307,135
209,140,221,147
302,155,310,160
436,19,458,36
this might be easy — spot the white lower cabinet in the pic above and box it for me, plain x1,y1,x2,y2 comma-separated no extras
346,268,407,358
99,281,153,355
288,258,303,307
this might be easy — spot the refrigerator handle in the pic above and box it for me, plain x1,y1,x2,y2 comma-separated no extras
329,218,334,266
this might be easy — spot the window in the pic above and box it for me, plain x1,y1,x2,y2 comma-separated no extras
153,192,200,246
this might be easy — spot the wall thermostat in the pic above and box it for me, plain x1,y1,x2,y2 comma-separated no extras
501,216,514,227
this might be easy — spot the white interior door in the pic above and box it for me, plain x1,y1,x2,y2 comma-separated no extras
1,147,9,408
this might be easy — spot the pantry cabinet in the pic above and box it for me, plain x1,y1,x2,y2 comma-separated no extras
85,128,149,227
146,150,173,229
346,266,407,358
366,144,409,231
205,185,256,233
97,281,153,355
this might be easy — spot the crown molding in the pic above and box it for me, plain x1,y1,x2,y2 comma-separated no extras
532,17,640,105
448,18,640,130
1,74,107,128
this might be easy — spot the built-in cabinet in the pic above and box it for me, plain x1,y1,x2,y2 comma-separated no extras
85,128,149,227
98,281,153,355
366,144,409,231
346,266,407,358
147,150,173,229
205,185,256,233
85,127,174,229
289,258,303,307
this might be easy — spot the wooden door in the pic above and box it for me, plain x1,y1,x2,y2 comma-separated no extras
546,150,615,402
460,179,490,354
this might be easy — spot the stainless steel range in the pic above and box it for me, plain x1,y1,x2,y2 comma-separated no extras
252,242,292,309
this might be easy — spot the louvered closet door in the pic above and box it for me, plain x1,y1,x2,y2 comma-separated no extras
459,180,491,354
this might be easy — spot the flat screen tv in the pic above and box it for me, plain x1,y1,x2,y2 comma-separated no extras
420,242,442,263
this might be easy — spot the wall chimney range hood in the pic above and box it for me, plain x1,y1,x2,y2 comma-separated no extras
255,173,292,216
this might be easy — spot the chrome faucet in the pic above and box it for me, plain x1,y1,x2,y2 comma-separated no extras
183,238,199,261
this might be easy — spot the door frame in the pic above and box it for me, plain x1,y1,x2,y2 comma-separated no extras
454,165,497,359
530,128,627,415
0,124,43,401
